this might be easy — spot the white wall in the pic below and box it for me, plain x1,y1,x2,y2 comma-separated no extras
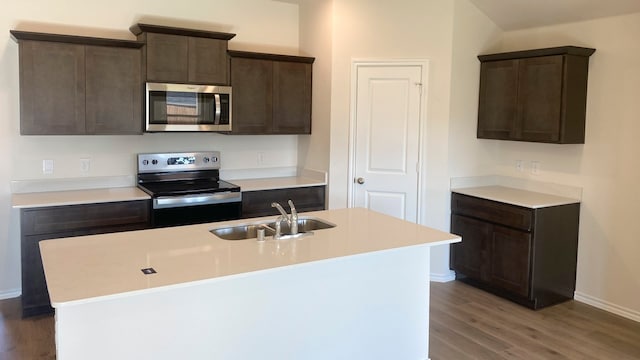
482,13,640,318
327,1,459,280
0,0,301,297
442,0,503,278
297,0,332,175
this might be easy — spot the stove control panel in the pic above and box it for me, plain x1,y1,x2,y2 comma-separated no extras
137,151,221,173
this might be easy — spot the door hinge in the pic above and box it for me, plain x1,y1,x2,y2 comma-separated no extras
415,82,423,95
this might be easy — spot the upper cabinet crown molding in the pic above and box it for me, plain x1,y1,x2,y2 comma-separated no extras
10,30,144,48
477,45,595,144
129,23,235,41
477,46,595,62
227,50,315,64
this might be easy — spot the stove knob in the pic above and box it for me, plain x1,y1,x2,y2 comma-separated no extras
212,156,218,163
142,160,149,166
203,157,210,163
152,159,158,165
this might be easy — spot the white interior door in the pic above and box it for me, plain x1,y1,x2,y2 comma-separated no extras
351,62,425,222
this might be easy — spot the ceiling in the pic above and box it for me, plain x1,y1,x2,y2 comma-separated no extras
467,0,640,30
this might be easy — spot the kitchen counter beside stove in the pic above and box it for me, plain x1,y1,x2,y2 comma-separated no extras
40,207,459,360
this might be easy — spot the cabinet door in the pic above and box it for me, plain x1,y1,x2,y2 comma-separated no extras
450,214,491,281
517,55,563,142
19,40,86,135
230,57,273,134
477,59,518,140
145,33,188,82
21,231,75,317
188,37,228,84
489,224,532,297
85,46,142,134
273,61,312,134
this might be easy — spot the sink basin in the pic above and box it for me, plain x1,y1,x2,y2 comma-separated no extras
210,217,336,240
266,217,336,234
210,223,276,240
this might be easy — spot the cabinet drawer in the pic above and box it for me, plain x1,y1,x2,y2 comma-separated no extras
451,193,532,231
21,200,150,235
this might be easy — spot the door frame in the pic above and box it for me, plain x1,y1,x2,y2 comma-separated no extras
348,59,429,223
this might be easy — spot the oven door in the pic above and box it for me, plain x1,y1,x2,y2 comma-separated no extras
151,192,242,228
146,83,232,132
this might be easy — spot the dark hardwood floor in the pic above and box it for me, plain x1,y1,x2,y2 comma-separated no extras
1,281,639,359
0,298,54,360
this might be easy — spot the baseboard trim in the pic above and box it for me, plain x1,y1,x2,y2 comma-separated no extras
0,289,21,300
574,291,640,323
430,271,455,283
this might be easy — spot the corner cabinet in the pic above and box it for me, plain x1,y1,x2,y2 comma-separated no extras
449,192,580,309
477,46,595,144
130,23,235,85
20,200,150,317
228,51,314,134
10,31,144,135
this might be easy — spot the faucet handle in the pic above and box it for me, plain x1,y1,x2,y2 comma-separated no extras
288,199,298,234
288,199,297,217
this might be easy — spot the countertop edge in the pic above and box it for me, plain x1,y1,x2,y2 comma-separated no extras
11,187,151,209
452,186,580,209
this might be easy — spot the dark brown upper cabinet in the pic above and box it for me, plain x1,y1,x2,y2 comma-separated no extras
228,50,314,135
130,24,235,85
477,46,595,144
11,30,144,135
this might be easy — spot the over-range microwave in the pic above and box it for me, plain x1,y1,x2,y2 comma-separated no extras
145,83,232,132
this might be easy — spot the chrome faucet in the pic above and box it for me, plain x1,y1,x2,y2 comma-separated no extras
271,200,298,236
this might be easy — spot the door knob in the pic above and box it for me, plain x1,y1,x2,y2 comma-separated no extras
356,177,365,184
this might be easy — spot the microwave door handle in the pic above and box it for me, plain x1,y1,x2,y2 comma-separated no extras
214,94,221,125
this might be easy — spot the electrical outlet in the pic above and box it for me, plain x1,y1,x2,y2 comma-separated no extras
531,161,540,175
80,158,91,174
515,160,524,172
43,159,54,175
257,152,265,165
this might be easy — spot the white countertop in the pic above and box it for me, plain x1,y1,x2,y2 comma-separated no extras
39,208,460,306
11,187,150,208
453,185,580,208
12,174,326,208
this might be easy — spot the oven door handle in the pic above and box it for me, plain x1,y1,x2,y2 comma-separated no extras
153,192,242,209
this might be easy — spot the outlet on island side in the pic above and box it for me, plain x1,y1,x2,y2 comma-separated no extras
257,152,265,166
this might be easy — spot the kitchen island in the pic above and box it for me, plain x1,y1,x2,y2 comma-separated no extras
40,207,459,360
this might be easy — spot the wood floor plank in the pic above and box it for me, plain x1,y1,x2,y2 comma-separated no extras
430,281,640,360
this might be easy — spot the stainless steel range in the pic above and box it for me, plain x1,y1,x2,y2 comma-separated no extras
137,151,241,227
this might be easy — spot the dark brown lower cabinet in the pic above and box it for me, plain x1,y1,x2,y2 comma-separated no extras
20,200,150,317
241,186,326,219
450,192,579,309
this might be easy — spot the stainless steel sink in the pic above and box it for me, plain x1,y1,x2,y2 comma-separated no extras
210,223,276,240
210,217,336,240
266,218,336,234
